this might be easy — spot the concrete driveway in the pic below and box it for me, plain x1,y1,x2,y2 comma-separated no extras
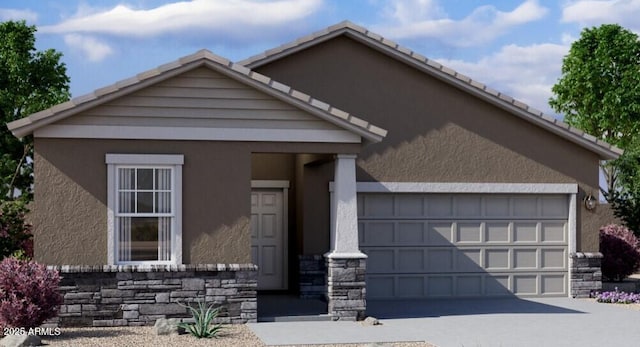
248,297,640,346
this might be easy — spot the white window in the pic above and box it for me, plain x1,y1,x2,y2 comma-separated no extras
106,154,183,265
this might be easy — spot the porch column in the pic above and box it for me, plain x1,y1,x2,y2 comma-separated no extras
325,154,366,321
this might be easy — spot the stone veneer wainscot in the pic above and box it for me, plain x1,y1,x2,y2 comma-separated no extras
299,255,327,298
47,264,257,327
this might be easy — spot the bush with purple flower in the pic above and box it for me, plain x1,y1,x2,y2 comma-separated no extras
600,224,640,281
0,257,62,330
595,288,640,304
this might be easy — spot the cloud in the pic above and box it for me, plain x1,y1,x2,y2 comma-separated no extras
41,0,321,39
375,0,548,47
435,42,569,115
0,8,38,22
63,34,114,62
562,0,640,30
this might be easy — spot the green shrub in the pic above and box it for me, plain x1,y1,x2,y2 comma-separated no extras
178,301,223,339
0,201,33,260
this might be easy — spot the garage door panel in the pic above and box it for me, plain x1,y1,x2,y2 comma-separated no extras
541,248,566,269
427,222,454,245
367,249,395,273
427,276,454,297
427,195,454,217
357,195,364,216
541,222,566,242
485,249,510,270
363,194,394,217
364,222,395,244
485,222,510,242
513,275,538,295
398,249,425,272
485,197,510,217
513,222,538,242
456,223,482,243
514,249,538,269
368,276,395,299
359,221,395,246
485,275,511,296
398,277,425,297
457,275,483,296
541,274,566,295
541,196,568,217
513,197,538,217
457,249,482,271
397,222,424,244
427,249,454,272
397,195,425,217
456,196,482,217
359,193,568,299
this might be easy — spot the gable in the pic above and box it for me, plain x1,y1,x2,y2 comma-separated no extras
251,35,603,187
242,21,621,160
8,50,386,144
44,67,353,143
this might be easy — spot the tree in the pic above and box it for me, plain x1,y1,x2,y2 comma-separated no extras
0,20,70,201
549,24,640,195
606,139,640,235
0,200,32,259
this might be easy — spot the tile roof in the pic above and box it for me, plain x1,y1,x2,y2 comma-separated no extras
241,21,622,159
8,49,387,142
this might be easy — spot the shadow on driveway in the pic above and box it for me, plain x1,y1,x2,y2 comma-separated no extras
367,297,585,318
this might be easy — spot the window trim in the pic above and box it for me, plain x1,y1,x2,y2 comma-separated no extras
106,154,183,265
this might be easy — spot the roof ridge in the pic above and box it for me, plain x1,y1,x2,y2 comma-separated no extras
239,21,622,158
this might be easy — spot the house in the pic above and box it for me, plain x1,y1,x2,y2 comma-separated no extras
7,21,619,324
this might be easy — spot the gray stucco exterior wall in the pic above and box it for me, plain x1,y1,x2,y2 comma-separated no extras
254,35,604,252
33,138,359,265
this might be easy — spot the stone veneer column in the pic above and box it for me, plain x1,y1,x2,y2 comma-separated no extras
570,252,603,298
325,256,366,321
325,154,367,321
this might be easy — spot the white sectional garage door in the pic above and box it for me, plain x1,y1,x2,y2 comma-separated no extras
358,193,569,299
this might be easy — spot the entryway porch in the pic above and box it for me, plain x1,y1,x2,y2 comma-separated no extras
251,152,366,321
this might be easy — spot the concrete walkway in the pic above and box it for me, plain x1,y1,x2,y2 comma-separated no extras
248,298,640,346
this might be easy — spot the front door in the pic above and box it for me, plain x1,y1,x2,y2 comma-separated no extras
251,188,287,290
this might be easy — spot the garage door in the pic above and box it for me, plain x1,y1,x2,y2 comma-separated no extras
358,193,569,299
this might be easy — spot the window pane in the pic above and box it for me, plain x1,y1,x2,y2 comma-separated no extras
158,217,171,261
137,169,154,190
137,192,153,213
118,192,134,213
156,169,171,190
156,192,171,213
119,217,131,261
130,217,158,261
118,168,134,190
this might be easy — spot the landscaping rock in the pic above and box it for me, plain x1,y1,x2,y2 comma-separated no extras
362,316,381,326
153,318,185,335
0,334,42,347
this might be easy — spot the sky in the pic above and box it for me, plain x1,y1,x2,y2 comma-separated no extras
1,0,638,117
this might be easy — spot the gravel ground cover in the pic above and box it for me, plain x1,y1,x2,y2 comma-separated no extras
34,325,435,347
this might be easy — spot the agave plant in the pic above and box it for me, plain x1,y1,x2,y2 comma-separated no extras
178,301,224,338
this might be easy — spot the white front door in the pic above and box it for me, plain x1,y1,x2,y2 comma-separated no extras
251,188,287,290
